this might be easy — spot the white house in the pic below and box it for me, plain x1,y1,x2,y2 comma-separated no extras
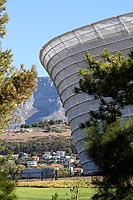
27,161,37,167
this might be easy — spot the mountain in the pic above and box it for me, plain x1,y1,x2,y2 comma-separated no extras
14,77,66,126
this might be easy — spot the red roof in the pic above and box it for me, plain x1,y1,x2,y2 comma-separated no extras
50,163,62,167
32,156,39,158
74,167,82,171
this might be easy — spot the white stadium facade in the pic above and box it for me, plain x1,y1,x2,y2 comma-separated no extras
40,12,133,175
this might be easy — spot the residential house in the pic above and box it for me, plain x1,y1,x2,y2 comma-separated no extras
32,156,39,162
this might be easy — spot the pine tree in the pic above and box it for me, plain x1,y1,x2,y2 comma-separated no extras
0,1,37,199
75,49,133,126
75,49,133,199
0,0,37,133
0,154,17,200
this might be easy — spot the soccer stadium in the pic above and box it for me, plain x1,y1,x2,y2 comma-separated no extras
40,12,133,175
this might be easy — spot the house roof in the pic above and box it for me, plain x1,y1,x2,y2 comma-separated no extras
50,163,62,167
32,156,39,158
73,167,83,171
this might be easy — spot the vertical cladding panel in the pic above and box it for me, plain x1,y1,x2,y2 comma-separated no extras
63,93,93,111
70,113,90,132
67,106,80,122
52,63,66,85
67,101,91,122
40,13,133,175
57,48,72,60
55,71,69,87
51,64,63,79
79,152,91,164
58,74,79,93
77,143,99,174
58,83,74,97
129,105,133,115
48,54,61,72
82,160,98,174
66,98,99,122
61,89,75,105
69,37,133,62
65,63,80,76
121,106,131,116
51,59,79,85
51,42,66,54
75,139,86,153
46,60,55,74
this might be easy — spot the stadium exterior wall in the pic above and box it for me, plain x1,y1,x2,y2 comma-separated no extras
39,13,133,175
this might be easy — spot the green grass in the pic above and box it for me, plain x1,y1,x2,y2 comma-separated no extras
15,187,95,200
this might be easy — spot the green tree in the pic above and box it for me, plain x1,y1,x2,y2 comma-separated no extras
75,49,133,127
85,119,133,199
0,151,17,200
0,0,37,133
75,49,133,199
66,147,72,156
0,0,37,199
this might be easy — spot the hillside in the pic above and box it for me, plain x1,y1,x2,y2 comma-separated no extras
2,129,71,142
1,127,75,155
13,77,66,127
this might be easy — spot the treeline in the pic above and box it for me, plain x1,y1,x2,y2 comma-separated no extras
0,135,76,155
20,120,68,128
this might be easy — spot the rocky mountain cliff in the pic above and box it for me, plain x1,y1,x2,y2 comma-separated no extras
15,77,66,126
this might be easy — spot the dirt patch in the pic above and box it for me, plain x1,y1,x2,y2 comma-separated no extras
1,129,71,142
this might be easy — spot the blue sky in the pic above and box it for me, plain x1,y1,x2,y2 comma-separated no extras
2,0,133,77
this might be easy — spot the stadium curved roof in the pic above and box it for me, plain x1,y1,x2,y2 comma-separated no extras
40,12,133,68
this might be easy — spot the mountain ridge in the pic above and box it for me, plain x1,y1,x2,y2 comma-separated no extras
14,77,66,126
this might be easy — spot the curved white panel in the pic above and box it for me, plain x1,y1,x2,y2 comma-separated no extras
40,13,133,175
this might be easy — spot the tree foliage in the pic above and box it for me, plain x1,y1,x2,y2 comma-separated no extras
0,140,18,200
0,0,37,199
0,0,37,132
0,165,17,200
75,49,133,126
75,49,133,199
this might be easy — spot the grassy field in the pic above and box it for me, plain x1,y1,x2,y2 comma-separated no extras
15,178,96,200
15,187,95,200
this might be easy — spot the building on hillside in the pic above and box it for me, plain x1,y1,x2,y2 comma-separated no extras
42,151,52,160
20,156,30,163
27,161,37,167
40,13,133,175
32,156,40,162
50,163,63,170
21,168,54,179
56,151,65,157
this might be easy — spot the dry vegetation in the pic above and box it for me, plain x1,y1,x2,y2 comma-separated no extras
1,129,71,142
0,125,74,155
17,178,92,188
